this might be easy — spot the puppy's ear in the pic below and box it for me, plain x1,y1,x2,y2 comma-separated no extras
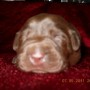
13,31,21,52
68,28,80,51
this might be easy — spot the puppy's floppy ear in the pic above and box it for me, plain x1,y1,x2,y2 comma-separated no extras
68,28,80,51
13,31,21,52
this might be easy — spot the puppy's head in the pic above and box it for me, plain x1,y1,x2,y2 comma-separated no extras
13,13,80,73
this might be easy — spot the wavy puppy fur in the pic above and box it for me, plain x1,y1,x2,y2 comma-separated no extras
13,13,81,73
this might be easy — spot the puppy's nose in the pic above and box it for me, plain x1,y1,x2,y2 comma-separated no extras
31,49,44,61
32,53,44,61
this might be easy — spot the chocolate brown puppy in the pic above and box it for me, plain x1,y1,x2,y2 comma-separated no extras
13,13,81,73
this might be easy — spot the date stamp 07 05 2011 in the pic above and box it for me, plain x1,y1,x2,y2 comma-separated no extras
61,79,90,83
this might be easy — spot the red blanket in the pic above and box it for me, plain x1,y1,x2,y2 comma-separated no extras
0,2,90,90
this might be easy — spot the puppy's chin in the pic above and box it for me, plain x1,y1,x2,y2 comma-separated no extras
16,41,67,73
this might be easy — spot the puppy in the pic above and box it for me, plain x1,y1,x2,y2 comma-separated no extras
13,13,81,73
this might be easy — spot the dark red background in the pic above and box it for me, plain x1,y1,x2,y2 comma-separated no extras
0,2,90,90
